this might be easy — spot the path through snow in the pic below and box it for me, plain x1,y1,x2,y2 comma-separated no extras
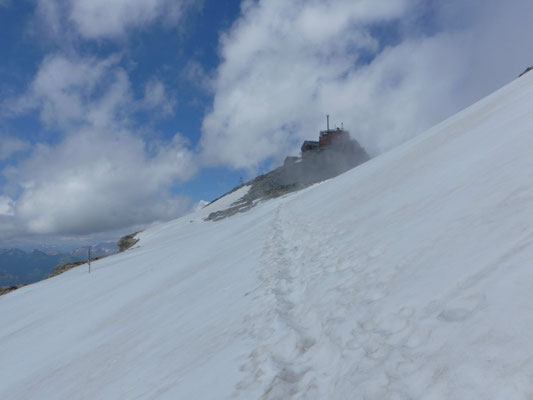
235,196,521,399
5,73,533,399
235,202,424,398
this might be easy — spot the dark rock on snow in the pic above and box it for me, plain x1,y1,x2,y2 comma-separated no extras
206,138,369,221
117,232,140,252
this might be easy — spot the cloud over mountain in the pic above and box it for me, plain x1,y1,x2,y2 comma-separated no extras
2,0,533,247
200,0,533,169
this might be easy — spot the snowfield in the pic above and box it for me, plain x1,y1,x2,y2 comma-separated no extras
3,72,533,399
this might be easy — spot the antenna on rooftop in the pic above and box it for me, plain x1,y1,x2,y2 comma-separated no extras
327,114,330,131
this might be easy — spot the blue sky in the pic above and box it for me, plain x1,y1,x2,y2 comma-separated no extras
0,0,243,201
1,0,533,249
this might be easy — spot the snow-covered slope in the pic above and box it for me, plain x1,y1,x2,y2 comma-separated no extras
3,72,533,399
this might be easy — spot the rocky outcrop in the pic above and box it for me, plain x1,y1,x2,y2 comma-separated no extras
0,285,25,296
519,66,533,77
2,235,138,296
46,261,87,279
118,232,140,252
206,139,369,221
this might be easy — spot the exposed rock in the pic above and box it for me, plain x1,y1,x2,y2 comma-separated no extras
118,232,140,252
519,66,533,77
46,261,87,279
206,139,369,221
2,235,136,295
0,285,25,296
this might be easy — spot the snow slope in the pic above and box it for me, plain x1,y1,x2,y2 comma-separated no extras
3,72,533,399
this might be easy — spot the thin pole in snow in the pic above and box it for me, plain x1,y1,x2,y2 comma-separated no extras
88,247,91,274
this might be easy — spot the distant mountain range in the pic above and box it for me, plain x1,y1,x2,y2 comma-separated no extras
0,242,118,287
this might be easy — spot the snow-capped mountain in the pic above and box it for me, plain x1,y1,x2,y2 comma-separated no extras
69,242,119,259
0,242,119,288
0,249,75,287
2,71,533,399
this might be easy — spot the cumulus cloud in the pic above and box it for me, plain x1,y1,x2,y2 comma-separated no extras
7,54,179,129
0,196,14,217
7,55,130,130
182,60,214,94
201,0,533,169
1,0,203,245
141,79,176,115
36,0,197,40
4,129,194,235
1,54,196,240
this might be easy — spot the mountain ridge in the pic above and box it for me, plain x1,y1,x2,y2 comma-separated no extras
0,242,119,288
2,72,533,398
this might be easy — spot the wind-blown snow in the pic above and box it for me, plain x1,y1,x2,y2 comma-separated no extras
3,72,533,399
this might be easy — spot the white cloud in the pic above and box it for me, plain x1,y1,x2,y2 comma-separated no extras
2,0,202,244
193,199,209,212
142,79,176,115
0,196,14,217
7,55,129,130
8,54,181,130
4,129,194,235
200,0,413,169
34,0,64,37
201,0,533,169
37,0,196,40
1,54,197,239
0,135,30,160
182,60,214,94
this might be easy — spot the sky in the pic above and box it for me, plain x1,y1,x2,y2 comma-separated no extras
0,0,532,250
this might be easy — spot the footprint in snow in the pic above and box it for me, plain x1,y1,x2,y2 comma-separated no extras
437,293,487,323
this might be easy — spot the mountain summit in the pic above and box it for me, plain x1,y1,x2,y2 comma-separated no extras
2,72,533,399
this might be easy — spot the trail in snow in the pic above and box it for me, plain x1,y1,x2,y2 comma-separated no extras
237,198,518,399
235,205,317,398
5,73,533,399
256,205,320,399
235,202,419,398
